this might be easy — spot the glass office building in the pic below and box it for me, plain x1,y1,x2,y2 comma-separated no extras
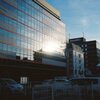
0,0,66,61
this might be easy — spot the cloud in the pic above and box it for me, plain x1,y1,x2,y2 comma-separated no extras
47,0,100,42
81,18,89,26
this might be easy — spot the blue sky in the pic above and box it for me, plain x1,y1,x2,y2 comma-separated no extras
47,0,100,42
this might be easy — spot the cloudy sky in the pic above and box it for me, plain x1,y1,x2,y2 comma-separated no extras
47,0,100,42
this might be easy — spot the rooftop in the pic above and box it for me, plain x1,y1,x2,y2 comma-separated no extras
33,0,60,19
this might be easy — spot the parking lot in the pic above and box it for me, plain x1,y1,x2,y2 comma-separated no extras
0,77,100,100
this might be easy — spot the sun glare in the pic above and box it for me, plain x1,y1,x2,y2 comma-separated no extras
43,41,59,53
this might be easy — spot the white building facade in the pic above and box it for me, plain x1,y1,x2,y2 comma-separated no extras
67,43,84,78
73,49,84,77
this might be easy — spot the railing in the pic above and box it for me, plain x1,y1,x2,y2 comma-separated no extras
0,81,100,100
32,83,100,100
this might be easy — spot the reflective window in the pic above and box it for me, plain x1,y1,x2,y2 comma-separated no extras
0,0,66,60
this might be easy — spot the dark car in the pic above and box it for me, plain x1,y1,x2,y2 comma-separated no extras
70,77,100,88
0,78,24,96
70,77,100,100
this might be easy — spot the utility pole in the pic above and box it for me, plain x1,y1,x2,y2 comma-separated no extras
82,32,85,38
67,48,70,79
69,33,70,38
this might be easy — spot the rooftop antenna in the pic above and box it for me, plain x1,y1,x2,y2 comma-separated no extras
69,33,70,43
69,33,71,39
82,32,85,38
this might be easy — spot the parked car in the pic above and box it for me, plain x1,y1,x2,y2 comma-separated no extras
0,78,24,96
70,77,100,99
54,76,69,83
41,77,71,90
70,77,100,88
42,77,70,84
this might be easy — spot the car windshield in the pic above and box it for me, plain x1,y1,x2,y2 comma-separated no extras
0,79,17,84
71,79,98,85
6,79,17,84
55,79,69,83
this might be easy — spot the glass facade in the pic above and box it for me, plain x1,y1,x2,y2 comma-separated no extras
97,42,100,63
0,0,66,61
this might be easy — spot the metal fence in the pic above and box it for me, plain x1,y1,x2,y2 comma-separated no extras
32,83,100,100
0,80,100,100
